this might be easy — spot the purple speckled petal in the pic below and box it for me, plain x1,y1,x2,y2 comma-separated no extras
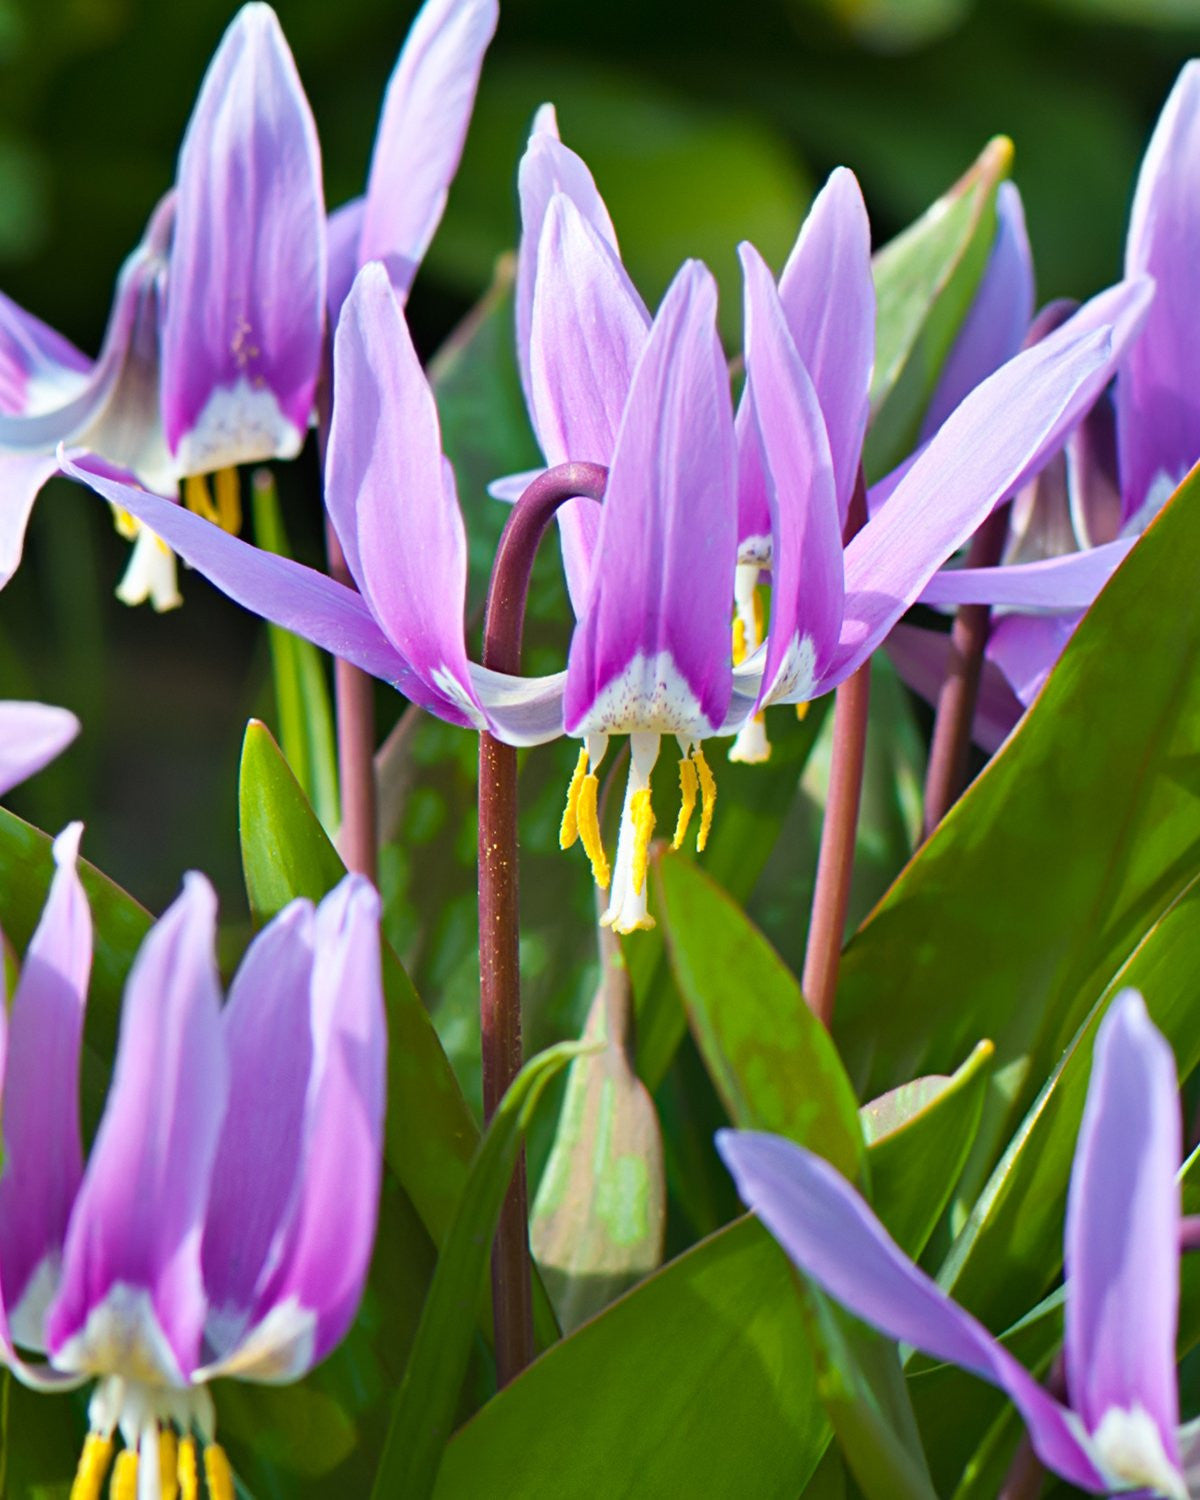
921,182,1035,439
214,877,385,1380
0,824,90,1342
0,292,90,418
329,263,484,726
201,901,315,1343
47,875,227,1385
920,538,1133,611
1064,990,1183,1483
162,3,325,474
887,624,1023,754
741,243,843,706
777,168,874,522
357,0,497,300
564,260,736,738
986,613,1081,707
1119,61,1200,522
0,700,78,797
718,1130,1105,1493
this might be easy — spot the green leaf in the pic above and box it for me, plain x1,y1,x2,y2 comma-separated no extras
866,136,1010,479
834,467,1200,1202
371,1040,587,1500
657,850,864,1184
249,470,340,833
433,1217,829,1500
861,1040,994,1257
529,928,666,1332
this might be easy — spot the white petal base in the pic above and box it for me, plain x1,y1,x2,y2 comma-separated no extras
1092,1404,1188,1500
174,378,304,474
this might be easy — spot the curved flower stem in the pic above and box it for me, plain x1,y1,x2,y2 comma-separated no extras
802,470,870,1030
921,503,1011,840
479,461,607,1387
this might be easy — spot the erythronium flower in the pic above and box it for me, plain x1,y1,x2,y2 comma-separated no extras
0,828,385,1500
719,989,1196,1499
0,700,78,797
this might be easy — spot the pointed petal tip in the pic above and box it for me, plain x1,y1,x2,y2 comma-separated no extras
51,820,84,867
531,100,560,139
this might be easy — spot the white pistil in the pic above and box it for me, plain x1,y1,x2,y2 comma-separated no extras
114,523,182,612
601,732,661,935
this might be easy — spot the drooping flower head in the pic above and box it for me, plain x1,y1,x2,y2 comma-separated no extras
720,990,1195,1498
0,831,386,1499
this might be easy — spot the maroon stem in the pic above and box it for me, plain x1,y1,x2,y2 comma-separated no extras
801,472,870,1029
921,504,1011,840
479,462,607,1387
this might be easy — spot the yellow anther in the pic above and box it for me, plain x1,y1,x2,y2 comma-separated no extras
672,756,699,850
693,747,717,852
731,614,747,667
159,1430,179,1500
213,466,242,534
112,506,138,541
184,474,220,525
109,1449,138,1500
752,587,764,642
203,1444,236,1500
795,701,809,722
70,1433,114,1500
576,773,610,889
559,746,589,849
177,1437,199,1500
629,787,656,896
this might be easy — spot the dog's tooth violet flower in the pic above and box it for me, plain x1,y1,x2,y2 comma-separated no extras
0,830,385,1500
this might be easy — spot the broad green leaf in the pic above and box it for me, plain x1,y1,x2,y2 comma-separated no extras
433,1217,829,1500
237,719,560,1350
657,849,864,1184
249,471,339,834
835,467,1200,1197
371,1041,586,1500
862,1040,994,1257
866,136,1010,479
530,928,666,1332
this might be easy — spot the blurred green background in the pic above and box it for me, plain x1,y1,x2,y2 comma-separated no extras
3,0,1199,919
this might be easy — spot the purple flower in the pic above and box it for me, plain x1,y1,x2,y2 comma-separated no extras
0,700,78,798
0,829,385,1498
719,990,1195,1499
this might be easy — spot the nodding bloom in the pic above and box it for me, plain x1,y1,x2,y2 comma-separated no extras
0,831,385,1500
720,990,1198,1500
0,700,78,797
0,0,496,612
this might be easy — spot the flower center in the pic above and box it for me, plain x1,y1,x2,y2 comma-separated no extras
69,1376,234,1500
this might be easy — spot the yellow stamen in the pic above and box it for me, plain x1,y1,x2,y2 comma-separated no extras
112,506,138,541
752,587,764,642
576,773,610,889
629,787,656,896
693,747,717,851
109,1449,138,1500
795,701,809,722
731,614,747,667
184,474,220,525
159,1430,179,1500
213,467,242,534
70,1433,114,1500
177,1437,199,1500
559,746,589,849
203,1444,236,1500
672,756,699,849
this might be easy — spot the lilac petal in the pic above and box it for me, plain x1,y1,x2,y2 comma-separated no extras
0,452,64,590
1064,990,1182,1469
201,901,315,1339
887,624,1022,754
488,467,545,503
822,290,1144,691
0,291,90,417
468,663,565,747
530,194,650,610
1066,394,1123,548
717,1130,1106,1492
326,196,365,326
0,825,90,1342
515,106,623,411
777,167,875,522
0,700,78,797
60,453,467,717
162,4,325,474
1119,60,1200,522
985,612,1081,707
211,877,385,1380
330,263,484,726
740,243,844,706
919,538,1134,611
921,182,1035,440
358,0,497,300
47,875,228,1384
564,261,737,739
